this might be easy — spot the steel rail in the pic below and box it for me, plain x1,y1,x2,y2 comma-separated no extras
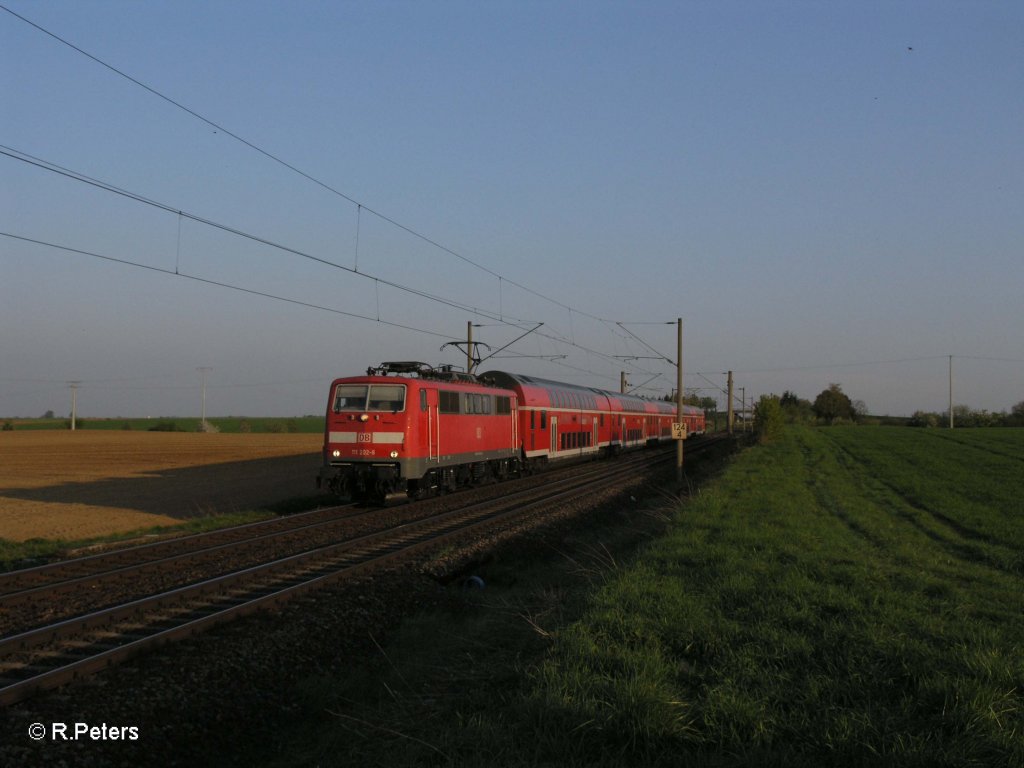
0,445,681,707
0,447,663,656
0,503,361,597
0,443,682,614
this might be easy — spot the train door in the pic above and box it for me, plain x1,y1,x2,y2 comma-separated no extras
550,416,558,455
421,388,439,462
512,397,520,456
510,397,519,454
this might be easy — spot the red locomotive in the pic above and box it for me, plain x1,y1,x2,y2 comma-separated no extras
317,361,706,503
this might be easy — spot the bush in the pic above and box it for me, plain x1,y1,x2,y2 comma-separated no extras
779,391,814,424
754,395,785,443
908,411,939,428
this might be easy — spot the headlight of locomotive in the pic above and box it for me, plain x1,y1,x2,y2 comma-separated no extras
390,450,399,458
332,450,341,457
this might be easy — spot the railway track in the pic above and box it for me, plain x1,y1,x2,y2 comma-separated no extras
0,502,414,636
0,437,722,707
0,503,364,601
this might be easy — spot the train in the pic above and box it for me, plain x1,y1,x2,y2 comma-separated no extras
317,361,706,503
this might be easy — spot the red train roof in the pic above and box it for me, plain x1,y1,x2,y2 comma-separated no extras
481,370,701,415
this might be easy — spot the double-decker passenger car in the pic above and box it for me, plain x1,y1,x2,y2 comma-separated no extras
480,371,704,464
318,362,706,503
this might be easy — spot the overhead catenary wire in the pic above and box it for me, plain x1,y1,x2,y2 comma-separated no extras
0,144,668,385
728,355,955,374
0,3,613,326
2,5,691,389
0,369,341,391
0,231,456,341
615,321,676,366
2,223,662,392
0,146,517,326
0,6,730,399
955,355,1024,365
6,6,1021,412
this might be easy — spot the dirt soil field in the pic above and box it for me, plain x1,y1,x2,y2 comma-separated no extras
0,431,323,542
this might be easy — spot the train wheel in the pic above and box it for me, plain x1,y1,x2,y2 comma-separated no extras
367,479,390,506
409,475,438,501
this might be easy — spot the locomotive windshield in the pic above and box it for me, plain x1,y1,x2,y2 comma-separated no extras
333,384,406,412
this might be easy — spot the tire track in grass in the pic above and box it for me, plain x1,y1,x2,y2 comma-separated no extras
841,429,1024,524
822,431,1022,577
501,427,1024,766
796,429,959,573
927,430,1024,463
798,439,889,551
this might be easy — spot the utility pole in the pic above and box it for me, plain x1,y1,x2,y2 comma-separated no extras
67,381,80,431
467,321,473,374
197,367,212,431
676,318,684,482
740,387,746,432
948,355,954,429
620,372,628,394
726,371,734,434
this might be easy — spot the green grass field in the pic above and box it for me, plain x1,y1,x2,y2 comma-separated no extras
261,427,1024,767
524,427,1024,766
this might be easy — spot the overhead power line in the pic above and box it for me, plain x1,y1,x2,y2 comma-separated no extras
2,6,696,389
730,355,953,374
616,321,676,366
956,355,1024,364
1,143,666,382
1,227,667,391
1,3,610,324
0,145,515,325
0,231,454,340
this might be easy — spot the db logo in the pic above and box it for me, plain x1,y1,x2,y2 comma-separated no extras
357,433,372,443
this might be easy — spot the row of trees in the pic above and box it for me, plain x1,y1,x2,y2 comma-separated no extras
754,383,1024,440
909,403,1024,428
753,385,865,444
779,384,865,424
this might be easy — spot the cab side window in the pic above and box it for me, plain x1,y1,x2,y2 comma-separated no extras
439,391,460,414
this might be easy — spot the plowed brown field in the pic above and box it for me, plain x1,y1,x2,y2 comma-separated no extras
0,431,322,542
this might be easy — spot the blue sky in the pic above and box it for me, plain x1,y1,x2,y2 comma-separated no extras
2,1,1021,418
